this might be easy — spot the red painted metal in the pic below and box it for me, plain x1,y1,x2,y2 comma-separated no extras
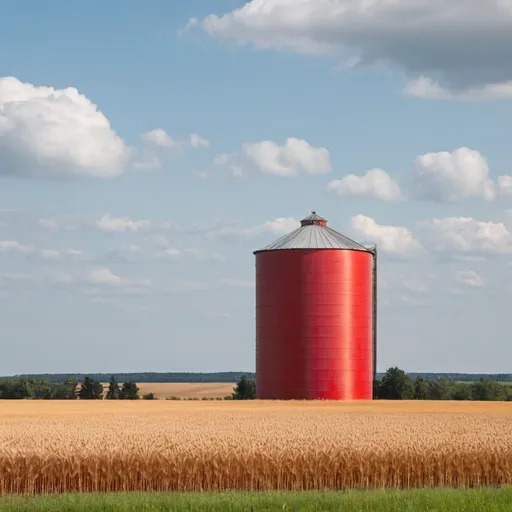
255,248,373,400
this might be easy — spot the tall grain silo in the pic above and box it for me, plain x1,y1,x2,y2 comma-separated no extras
253,212,377,400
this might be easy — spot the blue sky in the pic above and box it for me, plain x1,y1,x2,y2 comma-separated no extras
1,0,512,376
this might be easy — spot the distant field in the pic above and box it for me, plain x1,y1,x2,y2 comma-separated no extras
1,400,512,495
100,382,236,399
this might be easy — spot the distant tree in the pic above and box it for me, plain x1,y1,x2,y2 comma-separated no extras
470,379,507,401
232,376,256,400
377,367,414,400
413,376,429,400
451,382,471,401
29,379,54,399
425,379,454,400
0,378,32,399
105,376,121,400
78,377,103,400
119,381,139,400
142,392,156,400
53,379,78,399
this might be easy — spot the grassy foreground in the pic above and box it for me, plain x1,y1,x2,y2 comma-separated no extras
1,489,512,512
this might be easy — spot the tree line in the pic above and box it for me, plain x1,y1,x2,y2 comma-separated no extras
0,376,142,400
1,369,510,401
3,372,257,384
4,371,512,384
374,367,512,401
231,369,512,401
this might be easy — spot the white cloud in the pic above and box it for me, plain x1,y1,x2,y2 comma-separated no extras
214,153,234,166
38,218,59,229
350,215,421,256
454,270,486,288
197,0,512,98
498,175,512,197
0,76,130,178
0,240,33,253
141,129,178,149
404,76,512,101
41,248,83,260
88,267,125,286
190,133,210,149
137,130,209,170
412,148,495,202
328,168,402,201
208,217,299,239
87,267,151,289
96,214,151,233
258,217,299,234
421,217,512,254
38,216,78,231
328,148,496,204
214,138,331,177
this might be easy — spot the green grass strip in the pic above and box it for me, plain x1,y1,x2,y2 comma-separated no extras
1,488,512,512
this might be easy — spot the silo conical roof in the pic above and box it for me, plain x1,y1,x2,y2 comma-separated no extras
254,211,371,253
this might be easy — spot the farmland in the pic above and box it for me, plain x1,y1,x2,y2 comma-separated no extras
112,382,236,399
1,400,512,496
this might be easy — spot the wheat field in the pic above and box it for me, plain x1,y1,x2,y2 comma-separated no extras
108,382,236,399
1,400,512,495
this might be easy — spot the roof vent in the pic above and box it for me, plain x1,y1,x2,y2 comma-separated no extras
300,211,328,227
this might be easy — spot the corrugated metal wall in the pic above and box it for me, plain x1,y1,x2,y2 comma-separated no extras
255,249,373,400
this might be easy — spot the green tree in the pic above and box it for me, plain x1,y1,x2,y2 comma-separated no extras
426,379,454,400
52,379,78,399
232,376,256,400
377,367,414,400
452,382,472,401
78,377,103,400
105,376,121,400
119,381,139,400
29,379,54,399
142,392,156,400
413,376,429,400
0,378,32,399
470,379,507,401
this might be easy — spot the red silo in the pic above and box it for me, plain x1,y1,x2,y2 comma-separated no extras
254,212,377,400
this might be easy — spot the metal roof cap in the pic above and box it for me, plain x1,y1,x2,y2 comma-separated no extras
254,211,371,254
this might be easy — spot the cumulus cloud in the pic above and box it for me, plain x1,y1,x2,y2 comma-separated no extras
208,217,299,239
96,213,152,233
328,168,402,201
350,215,421,256
157,246,225,262
141,129,178,149
190,133,210,149
498,175,512,196
41,248,83,260
137,129,210,170
0,76,130,178
454,270,486,287
196,0,512,98
88,267,125,286
141,129,210,150
87,267,150,288
404,76,512,101
328,148,496,203
0,240,33,253
214,137,331,177
412,148,495,202
421,217,512,254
